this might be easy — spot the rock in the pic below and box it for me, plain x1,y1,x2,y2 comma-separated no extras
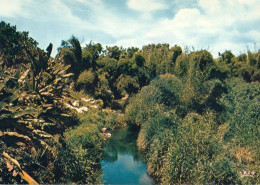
78,106,89,113
81,98,92,103
72,100,80,107
64,103,74,109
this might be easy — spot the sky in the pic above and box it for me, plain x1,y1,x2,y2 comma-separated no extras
0,0,260,57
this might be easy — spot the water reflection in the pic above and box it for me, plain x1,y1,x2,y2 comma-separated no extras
101,127,154,184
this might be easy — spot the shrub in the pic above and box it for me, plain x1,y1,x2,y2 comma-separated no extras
171,45,182,63
55,123,103,184
77,69,97,92
115,74,139,95
220,78,260,184
134,54,145,67
125,74,182,127
220,50,235,64
161,113,239,184
221,78,260,146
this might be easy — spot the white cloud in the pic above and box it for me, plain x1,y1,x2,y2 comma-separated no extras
127,0,168,12
69,0,145,38
113,38,151,49
0,0,92,28
1,0,259,57
49,0,91,28
199,0,221,14
118,0,260,56
0,0,31,17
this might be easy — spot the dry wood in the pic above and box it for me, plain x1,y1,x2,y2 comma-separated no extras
0,131,31,141
3,152,39,185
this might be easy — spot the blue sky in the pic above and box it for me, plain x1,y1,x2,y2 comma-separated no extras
1,0,260,57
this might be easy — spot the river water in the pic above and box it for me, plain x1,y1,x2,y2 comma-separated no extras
101,127,155,184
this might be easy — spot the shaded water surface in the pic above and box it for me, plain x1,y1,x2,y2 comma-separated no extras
101,127,155,184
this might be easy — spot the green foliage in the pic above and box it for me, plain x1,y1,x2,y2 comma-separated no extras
125,70,246,184
174,54,189,80
134,54,145,67
59,36,91,80
84,41,103,68
1,21,260,185
94,73,114,104
69,36,82,63
171,45,182,63
0,24,84,184
77,69,97,92
137,111,239,184
125,74,182,127
55,123,103,184
221,78,259,146
126,47,139,58
219,78,260,184
175,50,227,115
106,46,121,60
141,44,172,76
97,57,118,76
161,113,239,184
0,21,38,67
237,53,247,62
116,74,139,95
193,50,214,72
220,50,235,64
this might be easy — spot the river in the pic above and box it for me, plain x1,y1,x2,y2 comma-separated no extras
101,127,155,184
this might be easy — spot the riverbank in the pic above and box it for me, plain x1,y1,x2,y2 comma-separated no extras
59,91,127,183
124,76,260,184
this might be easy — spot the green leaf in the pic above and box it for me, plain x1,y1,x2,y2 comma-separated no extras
0,76,11,91
0,94,19,110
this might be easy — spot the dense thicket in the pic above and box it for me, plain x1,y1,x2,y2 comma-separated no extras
124,50,260,184
1,21,259,184
0,22,104,184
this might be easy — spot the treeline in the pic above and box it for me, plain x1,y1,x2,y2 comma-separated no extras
0,21,259,184
56,36,260,107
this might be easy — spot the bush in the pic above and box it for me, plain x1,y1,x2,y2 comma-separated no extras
77,69,97,92
137,111,178,152
115,74,139,95
221,78,260,146
171,45,182,63
220,78,260,184
192,50,214,72
161,113,239,184
55,123,103,184
220,50,235,64
125,74,182,127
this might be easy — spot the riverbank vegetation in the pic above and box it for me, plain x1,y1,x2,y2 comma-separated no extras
1,21,259,184
125,51,260,184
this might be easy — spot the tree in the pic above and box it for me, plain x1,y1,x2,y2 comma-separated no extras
125,74,183,127
106,46,122,60
0,21,38,67
127,47,139,58
171,45,182,63
84,41,103,68
219,50,235,64
59,36,90,80
134,54,145,67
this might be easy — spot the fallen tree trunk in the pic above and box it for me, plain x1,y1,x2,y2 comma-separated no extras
3,152,39,185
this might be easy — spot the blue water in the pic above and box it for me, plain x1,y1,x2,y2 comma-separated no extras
101,128,154,184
